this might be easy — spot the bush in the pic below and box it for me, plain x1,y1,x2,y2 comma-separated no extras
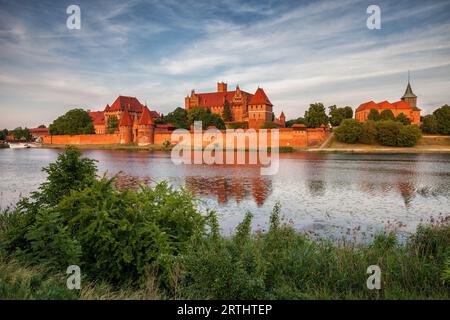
395,113,411,125
376,120,403,146
359,120,377,144
334,119,363,144
367,109,381,121
421,115,439,134
433,104,450,135
380,109,395,121
396,125,422,147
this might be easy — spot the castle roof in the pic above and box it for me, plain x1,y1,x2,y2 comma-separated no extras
193,90,254,107
280,111,285,118
249,88,273,106
402,82,417,99
119,108,132,126
109,96,143,112
139,106,154,125
356,100,415,112
89,111,105,125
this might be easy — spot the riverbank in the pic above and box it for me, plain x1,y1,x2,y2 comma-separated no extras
308,135,450,154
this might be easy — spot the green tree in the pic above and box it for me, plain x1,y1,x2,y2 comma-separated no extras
38,124,46,128
380,109,395,121
0,129,6,140
49,109,95,135
107,116,119,134
305,103,328,128
397,125,422,147
11,127,31,141
433,104,450,135
395,113,411,125
421,115,438,134
375,120,402,146
285,117,306,128
367,109,381,121
222,101,233,122
187,107,225,130
164,107,189,129
262,122,278,129
359,120,377,144
329,105,353,126
334,119,363,144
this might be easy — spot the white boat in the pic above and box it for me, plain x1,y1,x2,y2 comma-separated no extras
7,142,30,149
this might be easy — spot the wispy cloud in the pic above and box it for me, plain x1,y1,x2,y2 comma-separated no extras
0,0,449,128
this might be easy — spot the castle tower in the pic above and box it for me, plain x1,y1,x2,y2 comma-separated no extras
401,72,417,108
137,106,155,146
119,108,132,144
279,111,286,127
217,82,227,92
248,87,273,129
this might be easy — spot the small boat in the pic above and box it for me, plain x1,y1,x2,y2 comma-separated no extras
8,143,30,149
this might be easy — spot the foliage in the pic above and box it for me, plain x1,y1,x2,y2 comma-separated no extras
162,140,171,150
375,120,403,146
107,116,119,134
222,101,233,122
421,115,439,134
0,128,7,140
359,120,377,144
380,109,395,121
285,117,306,128
395,113,411,125
433,104,450,135
11,127,32,141
304,103,328,128
334,119,363,144
262,122,278,129
396,125,422,147
367,109,381,121
226,123,246,129
38,125,46,128
187,107,225,130
163,107,189,129
49,109,95,135
328,105,353,127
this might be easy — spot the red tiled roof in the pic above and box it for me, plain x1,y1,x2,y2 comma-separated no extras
194,90,254,107
89,111,105,125
108,96,144,113
119,108,132,126
249,88,272,106
149,110,161,118
156,123,175,128
392,100,413,109
292,123,306,128
377,100,393,110
29,127,49,135
139,106,154,125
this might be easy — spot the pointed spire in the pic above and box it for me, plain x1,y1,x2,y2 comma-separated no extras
139,106,154,125
119,108,132,126
249,87,273,106
402,72,417,99
280,111,285,118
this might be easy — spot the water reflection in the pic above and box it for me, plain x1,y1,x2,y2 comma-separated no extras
185,176,272,206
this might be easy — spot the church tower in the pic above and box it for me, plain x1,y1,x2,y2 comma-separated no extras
248,87,273,129
137,106,155,145
401,72,417,108
119,108,132,144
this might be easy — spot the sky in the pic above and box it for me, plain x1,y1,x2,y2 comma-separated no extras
0,0,450,129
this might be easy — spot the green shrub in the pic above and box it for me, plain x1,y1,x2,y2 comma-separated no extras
367,109,381,121
395,113,411,125
433,104,450,135
334,119,363,144
380,109,395,121
376,120,403,146
359,120,377,144
396,125,422,147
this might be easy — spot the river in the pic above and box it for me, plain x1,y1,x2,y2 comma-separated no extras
1,148,449,241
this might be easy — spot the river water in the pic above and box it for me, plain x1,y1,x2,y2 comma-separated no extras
1,148,449,241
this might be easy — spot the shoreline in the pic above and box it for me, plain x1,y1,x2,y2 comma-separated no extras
35,143,450,154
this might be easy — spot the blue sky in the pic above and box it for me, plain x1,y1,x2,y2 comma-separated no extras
0,0,450,128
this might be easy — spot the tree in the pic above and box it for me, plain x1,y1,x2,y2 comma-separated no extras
11,127,32,141
359,120,377,144
262,122,278,129
164,107,189,129
334,119,363,144
421,115,438,134
305,103,328,128
376,120,402,146
222,101,233,122
187,107,225,130
49,109,95,135
38,124,46,128
396,125,422,147
380,109,395,121
433,104,450,135
367,109,381,121
285,117,306,128
395,113,411,125
107,116,119,134
0,128,7,140
329,105,353,126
